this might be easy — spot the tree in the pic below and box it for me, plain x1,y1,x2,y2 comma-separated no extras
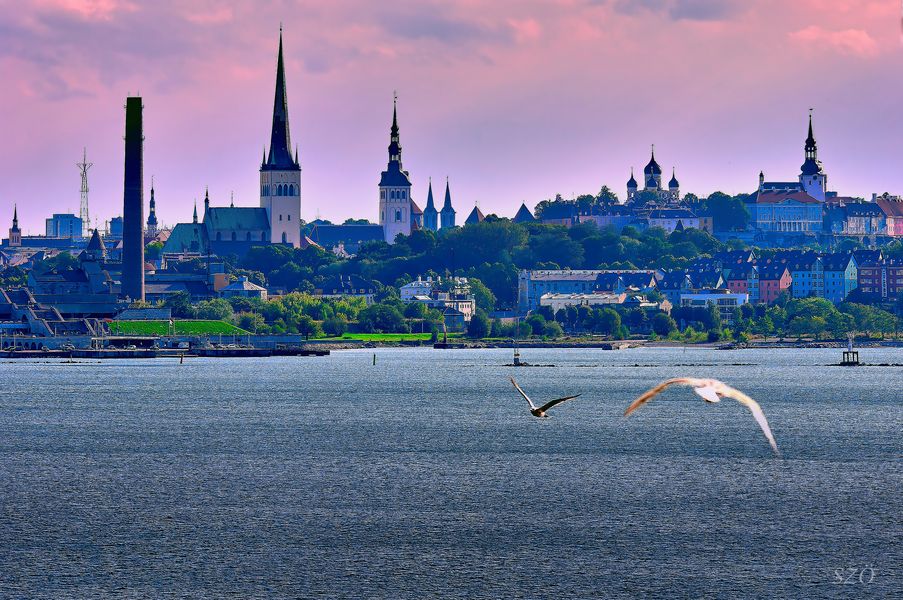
357,304,408,333
195,298,234,321
468,278,497,313
703,192,750,231
467,310,490,339
526,313,547,336
236,311,265,333
145,241,163,261
323,315,349,337
597,308,622,336
651,313,677,336
296,315,323,340
543,321,564,338
404,302,427,319
163,291,195,318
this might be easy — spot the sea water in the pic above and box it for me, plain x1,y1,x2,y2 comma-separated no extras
0,347,900,598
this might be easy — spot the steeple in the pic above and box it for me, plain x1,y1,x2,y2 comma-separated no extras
388,93,402,169
146,177,158,233
193,200,198,224
204,187,210,213
263,27,299,171
440,177,456,229
805,109,817,160
800,108,824,176
8,204,21,247
423,178,438,232
442,178,453,210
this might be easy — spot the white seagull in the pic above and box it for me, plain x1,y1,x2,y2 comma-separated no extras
510,377,581,418
624,377,780,456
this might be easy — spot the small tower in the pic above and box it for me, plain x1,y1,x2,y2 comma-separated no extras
146,177,158,237
644,145,662,190
204,187,210,217
260,27,302,246
626,167,638,201
192,201,198,224
77,148,93,238
423,178,439,232
378,94,413,243
799,109,827,201
440,178,456,229
668,167,680,199
8,205,21,247
758,170,765,191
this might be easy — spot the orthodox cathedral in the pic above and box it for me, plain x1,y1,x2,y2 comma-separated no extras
626,146,680,202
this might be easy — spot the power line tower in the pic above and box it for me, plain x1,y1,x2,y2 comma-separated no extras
77,147,93,237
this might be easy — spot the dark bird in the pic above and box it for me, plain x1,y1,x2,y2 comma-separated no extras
625,377,780,456
510,377,581,418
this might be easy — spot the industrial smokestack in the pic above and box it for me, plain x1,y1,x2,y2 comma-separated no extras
121,96,145,302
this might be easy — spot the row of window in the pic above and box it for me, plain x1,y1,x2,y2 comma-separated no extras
262,184,298,197
216,231,268,242
379,189,408,200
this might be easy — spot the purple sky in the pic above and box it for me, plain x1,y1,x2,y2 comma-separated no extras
2,0,902,233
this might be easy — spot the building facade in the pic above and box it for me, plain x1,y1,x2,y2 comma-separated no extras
379,98,414,244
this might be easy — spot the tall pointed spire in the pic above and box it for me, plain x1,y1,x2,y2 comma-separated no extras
12,204,18,230
388,92,402,169
442,178,452,209
805,108,817,158
425,178,435,209
264,27,299,170
193,200,198,224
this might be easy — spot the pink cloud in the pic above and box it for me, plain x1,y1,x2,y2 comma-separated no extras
789,26,880,58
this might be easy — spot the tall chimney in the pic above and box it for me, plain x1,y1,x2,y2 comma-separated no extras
121,96,145,301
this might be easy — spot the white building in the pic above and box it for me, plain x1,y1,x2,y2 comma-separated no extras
679,290,748,324
539,292,626,313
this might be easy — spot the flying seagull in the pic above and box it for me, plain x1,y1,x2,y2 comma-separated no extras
624,378,780,456
510,377,581,418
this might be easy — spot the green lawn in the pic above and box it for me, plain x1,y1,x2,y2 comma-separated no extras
108,320,249,336
337,332,436,342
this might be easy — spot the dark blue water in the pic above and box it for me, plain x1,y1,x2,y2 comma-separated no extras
0,348,900,598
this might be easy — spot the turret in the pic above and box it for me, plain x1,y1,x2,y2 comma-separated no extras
627,167,638,200
440,178,456,229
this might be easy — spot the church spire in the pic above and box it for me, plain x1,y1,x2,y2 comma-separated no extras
388,92,402,169
442,178,453,210
193,200,198,224
805,108,817,160
12,204,18,230
264,27,299,170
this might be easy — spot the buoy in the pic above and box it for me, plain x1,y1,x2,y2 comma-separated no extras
180,353,184,364
373,353,376,365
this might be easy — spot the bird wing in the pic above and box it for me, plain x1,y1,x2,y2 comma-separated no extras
510,377,536,410
717,384,781,457
537,394,581,413
624,378,693,416
693,384,721,404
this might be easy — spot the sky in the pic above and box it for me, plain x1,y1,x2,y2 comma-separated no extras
1,0,902,233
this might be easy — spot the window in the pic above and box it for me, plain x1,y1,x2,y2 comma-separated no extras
380,190,385,200
231,232,237,241
282,232,287,243
278,184,284,196
395,210,402,222
287,215,291,221
288,184,294,196
401,190,406,199
279,214,283,221
247,232,252,241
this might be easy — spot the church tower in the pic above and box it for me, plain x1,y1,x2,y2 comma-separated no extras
423,178,439,232
799,110,827,201
9,205,21,247
440,178,456,229
378,96,413,244
260,27,301,246
146,177,158,237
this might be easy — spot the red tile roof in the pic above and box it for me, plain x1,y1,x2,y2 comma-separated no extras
751,191,821,204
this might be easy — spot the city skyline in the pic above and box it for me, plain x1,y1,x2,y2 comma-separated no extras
3,0,903,232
